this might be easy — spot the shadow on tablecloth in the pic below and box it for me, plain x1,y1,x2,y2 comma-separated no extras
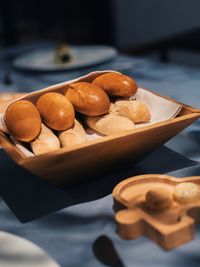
0,145,198,223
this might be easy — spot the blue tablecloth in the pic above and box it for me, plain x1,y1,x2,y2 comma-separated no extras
1,44,200,267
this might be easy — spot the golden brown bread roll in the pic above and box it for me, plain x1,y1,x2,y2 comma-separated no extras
58,119,87,149
31,124,60,155
65,82,110,116
84,114,135,136
4,100,41,142
92,72,137,97
109,99,151,123
145,187,173,210
36,92,75,131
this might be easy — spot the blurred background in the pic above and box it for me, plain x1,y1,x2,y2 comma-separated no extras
1,0,200,67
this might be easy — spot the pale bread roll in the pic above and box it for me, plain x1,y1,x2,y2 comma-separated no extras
84,114,135,136
58,119,87,148
31,124,60,155
109,99,151,123
174,182,200,204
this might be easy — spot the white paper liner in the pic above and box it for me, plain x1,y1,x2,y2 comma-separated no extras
0,71,182,157
134,88,182,127
10,137,34,157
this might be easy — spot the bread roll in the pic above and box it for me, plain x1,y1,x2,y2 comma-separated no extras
31,124,60,155
36,92,75,131
84,114,135,136
109,99,151,123
145,187,173,210
92,73,137,97
65,82,110,116
174,182,200,204
58,119,87,149
4,100,41,142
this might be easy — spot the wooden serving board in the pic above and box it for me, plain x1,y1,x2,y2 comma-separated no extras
113,174,200,250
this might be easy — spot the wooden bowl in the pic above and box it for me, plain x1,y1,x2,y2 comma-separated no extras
113,174,200,250
0,77,200,187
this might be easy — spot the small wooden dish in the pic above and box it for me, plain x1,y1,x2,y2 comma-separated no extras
113,174,200,250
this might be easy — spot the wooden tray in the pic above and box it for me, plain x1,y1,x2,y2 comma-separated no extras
113,174,200,250
0,88,200,187
0,92,200,187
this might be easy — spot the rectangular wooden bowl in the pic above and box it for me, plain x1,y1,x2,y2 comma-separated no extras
0,91,200,187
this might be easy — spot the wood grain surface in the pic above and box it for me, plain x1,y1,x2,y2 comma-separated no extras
0,90,200,187
113,174,200,250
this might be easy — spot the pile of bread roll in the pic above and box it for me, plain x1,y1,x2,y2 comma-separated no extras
4,72,151,155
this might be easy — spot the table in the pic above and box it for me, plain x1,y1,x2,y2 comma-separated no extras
1,45,200,267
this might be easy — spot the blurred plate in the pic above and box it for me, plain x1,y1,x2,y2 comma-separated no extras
13,45,117,72
0,231,60,267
